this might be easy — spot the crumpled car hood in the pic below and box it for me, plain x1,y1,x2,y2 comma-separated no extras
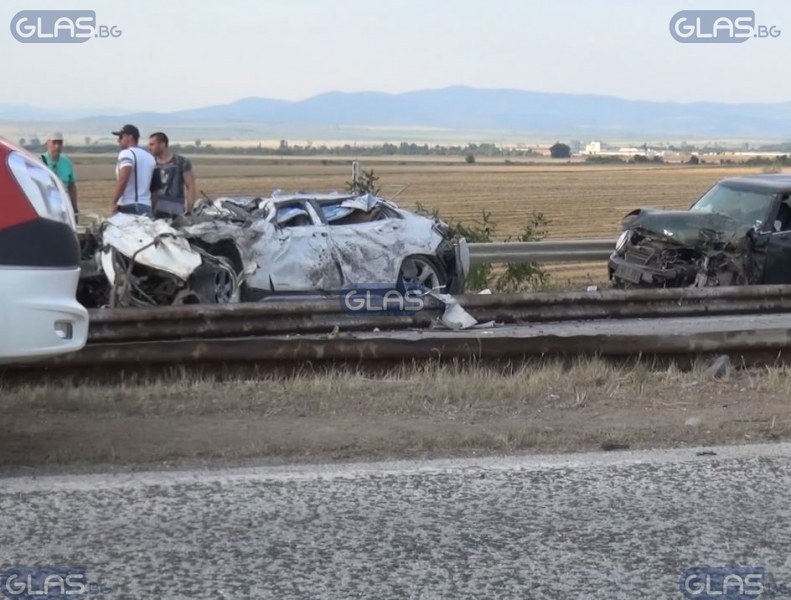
622,208,751,248
101,213,203,280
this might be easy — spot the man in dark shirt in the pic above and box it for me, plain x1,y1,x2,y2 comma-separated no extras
147,131,197,219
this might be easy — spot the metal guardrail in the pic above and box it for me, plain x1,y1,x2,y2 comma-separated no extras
49,284,791,349
8,284,791,375
82,284,791,344
468,239,616,264
76,231,616,266
31,323,791,371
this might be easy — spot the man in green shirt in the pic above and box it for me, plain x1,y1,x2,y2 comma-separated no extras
41,131,78,214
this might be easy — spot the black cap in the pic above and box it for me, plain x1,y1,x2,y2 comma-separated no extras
111,124,140,139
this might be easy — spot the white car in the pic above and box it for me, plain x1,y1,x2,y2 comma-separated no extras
78,192,470,307
0,138,88,363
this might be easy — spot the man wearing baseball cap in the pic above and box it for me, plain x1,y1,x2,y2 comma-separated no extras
40,131,78,214
110,124,155,216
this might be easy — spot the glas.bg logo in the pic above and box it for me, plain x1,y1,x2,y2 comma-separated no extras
1,567,112,598
340,284,428,316
669,10,780,43
10,11,122,43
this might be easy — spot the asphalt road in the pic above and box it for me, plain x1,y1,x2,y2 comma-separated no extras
2,444,791,599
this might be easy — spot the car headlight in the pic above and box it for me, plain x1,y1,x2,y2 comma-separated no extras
615,231,630,253
432,219,450,238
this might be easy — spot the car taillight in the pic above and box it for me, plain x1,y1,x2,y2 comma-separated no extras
7,151,76,229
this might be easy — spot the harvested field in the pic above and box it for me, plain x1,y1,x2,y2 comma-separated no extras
0,359,787,470
73,157,766,284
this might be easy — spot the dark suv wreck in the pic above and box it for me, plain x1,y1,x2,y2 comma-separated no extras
609,174,791,288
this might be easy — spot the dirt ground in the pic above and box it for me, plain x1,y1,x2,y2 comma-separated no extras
1,359,788,471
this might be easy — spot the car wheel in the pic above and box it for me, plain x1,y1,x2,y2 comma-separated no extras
189,255,239,304
398,255,447,292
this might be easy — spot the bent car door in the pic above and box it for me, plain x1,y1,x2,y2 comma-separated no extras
760,194,791,284
321,198,406,285
246,200,343,293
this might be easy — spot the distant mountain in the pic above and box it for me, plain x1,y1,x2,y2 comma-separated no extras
0,103,127,121
7,87,791,138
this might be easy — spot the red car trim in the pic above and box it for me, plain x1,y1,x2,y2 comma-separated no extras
0,148,38,230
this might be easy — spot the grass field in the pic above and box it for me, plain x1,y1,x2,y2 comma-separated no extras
1,359,787,469
73,157,767,284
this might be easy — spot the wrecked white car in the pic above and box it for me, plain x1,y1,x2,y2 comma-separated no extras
78,192,469,308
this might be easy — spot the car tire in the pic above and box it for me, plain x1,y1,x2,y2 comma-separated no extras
188,255,239,304
398,255,448,292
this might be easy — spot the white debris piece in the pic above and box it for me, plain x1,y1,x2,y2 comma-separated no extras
101,213,202,280
429,292,479,330
704,355,731,380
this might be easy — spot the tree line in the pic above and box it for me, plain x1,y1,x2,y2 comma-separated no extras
20,138,544,159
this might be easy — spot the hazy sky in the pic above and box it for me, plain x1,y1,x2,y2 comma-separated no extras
3,0,791,111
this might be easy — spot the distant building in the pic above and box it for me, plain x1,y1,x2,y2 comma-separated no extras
583,141,601,155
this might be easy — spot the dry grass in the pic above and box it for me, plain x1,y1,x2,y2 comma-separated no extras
1,359,789,468
73,157,766,284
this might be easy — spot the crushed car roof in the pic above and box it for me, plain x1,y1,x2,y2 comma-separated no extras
271,191,366,203
720,174,791,192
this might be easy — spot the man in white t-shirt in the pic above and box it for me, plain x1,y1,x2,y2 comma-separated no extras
110,124,156,216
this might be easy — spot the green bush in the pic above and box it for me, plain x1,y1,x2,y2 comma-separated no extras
346,168,381,195
584,155,625,164
416,205,550,292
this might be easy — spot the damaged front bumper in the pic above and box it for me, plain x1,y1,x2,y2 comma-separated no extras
608,252,697,287
608,235,751,288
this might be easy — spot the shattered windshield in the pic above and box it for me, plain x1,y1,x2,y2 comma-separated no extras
690,183,775,229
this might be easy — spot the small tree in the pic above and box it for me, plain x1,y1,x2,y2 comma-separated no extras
18,138,26,147
496,212,551,291
195,138,202,147
464,153,476,164
549,142,571,159
687,155,700,165
346,168,381,195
